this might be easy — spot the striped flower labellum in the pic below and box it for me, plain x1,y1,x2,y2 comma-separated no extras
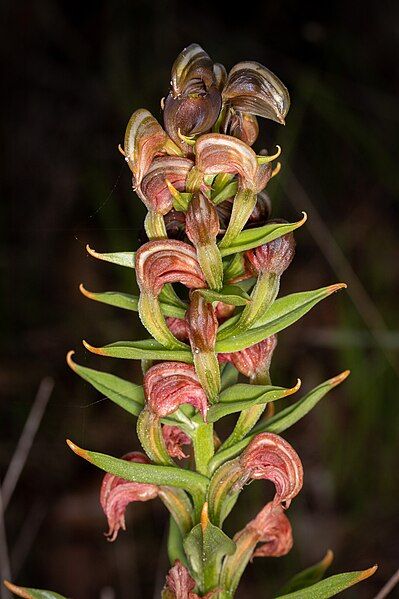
135,240,206,348
137,156,193,214
162,425,191,460
100,452,158,541
144,362,209,421
240,432,303,507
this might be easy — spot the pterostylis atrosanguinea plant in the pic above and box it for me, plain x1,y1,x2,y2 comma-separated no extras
5,44,377,599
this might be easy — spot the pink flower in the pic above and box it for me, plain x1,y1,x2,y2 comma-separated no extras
239,501,293,558
246,227,295,276
144,362,209,420
165,317,189,342
218,336,277,382
137,156,193,214
135,240,206,296
240,433,303,507
185,193,220,247
163,561,217,599
162,425,191,460
186,292,218,353
100,452,158,542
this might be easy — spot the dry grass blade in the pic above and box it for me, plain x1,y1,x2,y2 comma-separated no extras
0,491,11,599
1,377,54,511
373,567,399,599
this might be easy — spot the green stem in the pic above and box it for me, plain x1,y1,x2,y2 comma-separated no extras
217,271,279,340
196,242,223,291
193,423,215,476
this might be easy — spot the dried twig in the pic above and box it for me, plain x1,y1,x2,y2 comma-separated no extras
1,377,54,511
373,567,399,599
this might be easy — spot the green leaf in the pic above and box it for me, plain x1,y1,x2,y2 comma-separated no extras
4,582,66,599
216,284,346,352
220,363,239,391
67,440,208,503
274,566,377,599
83,338,193,363
167,516,188,566
253,370,350,435
203,381,300,424
86,245,135,268
67,352,144,416
208,370,349,474
279,550,334,595
79,284,186,318
219,213,307,257
183,507,236,592
212,181,238,205
197,285,251,306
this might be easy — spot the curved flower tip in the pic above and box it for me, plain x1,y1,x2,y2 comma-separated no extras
135,240,206,296
164,44,221,152
329,369,351,386
66,350,77,371
137,156,193,214
144,362,209,420
162,425,191,459
100,452,158,541
246,501,293,558
222,61,290,124
246,227,296,276
327,282,348,293
82,339,104,356
124,109,172,187
240,432,303,507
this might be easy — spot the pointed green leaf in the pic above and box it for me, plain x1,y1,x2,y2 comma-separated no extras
197,285,250,306
184,509,236,592
253,370,350,435
83,339,193,363
4,582,66,599
208,370,349,474
216,284,346,352
67,440,208,502
219,213,307,257
203,382,300,423
86,245,135,268
67,352,144,416
274,566,377,599
79,285,186,318
279,550,334,595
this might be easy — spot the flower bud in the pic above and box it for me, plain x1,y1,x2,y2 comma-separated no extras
162,425,191,460
144,362,209,420
222,109,259,146
222,61,290,125
246,227,295,276
137,156,193,214
100,451,158,541
165,317,189,342
186,292,218,353
185,193,223,290
240,432,303,507
219,336,277,383
162,560,198,599
163,44,222,153
186,292,220,402
213,63,227,90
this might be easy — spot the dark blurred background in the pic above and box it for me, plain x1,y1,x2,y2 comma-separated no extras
1,1,398,598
